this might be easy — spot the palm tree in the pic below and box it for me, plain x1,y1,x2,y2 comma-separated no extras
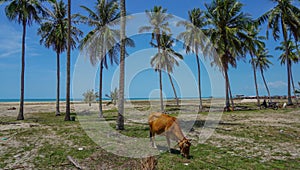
258,0,300,105
205,0,250,111
77,0,120,118
1,0,47,120
150,33,183,107
177,8,207,112
254,48,273,102
116,0,125,130
38,0,82,116
276,40,299,104
139,6,173,112
244,24,266,107
65,0,71,121
116,0,126,130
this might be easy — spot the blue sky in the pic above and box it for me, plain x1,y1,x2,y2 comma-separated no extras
0,0,299,100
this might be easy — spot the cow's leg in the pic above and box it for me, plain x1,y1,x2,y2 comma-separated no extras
150,130,157,148
166,133,171,152
152,133,157,148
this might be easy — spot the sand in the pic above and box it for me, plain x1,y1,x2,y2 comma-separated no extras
0,102,102,117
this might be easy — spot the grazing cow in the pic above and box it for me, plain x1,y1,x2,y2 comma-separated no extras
148,112,191,158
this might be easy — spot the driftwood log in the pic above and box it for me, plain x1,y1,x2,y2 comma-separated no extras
67,155,83,169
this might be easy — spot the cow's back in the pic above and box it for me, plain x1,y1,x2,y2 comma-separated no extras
148,112,177,135
148,112,162,123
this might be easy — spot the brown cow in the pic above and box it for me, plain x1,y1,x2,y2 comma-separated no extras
148,112,191,158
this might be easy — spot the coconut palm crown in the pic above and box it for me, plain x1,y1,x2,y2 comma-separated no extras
177,8,207,111
205,0,251,110
258,0,300,105
38,0,82,116
0,0,49,120
76,0,120,117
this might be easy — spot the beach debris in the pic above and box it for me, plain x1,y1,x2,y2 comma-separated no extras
282,103,287,109
67,155,84,169
1,137,8,141
13,153,21,158
7,107,16,110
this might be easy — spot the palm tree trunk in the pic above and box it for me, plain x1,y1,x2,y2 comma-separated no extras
251,56,260,107
99,60,104,118
17,20,26,120
117,0,125,130
287,59,293,105
228,79,234,110
290,63,298,104
281,18,293,105
260,68,272,102
195,54,203,112
156,33,164,112
154,31,164,111
56,52,61,116
168,73,178,106
159,70,164,111
65,0,71,121
224,67,230,111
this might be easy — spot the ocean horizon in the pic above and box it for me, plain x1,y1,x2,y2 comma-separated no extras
0,97,213,103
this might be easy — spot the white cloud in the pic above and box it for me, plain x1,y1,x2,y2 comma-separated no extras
0,24,43,59
267,81,287,88
0,25,22,58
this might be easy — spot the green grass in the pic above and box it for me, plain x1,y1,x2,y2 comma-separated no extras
1,106,300,169
158,144,300,170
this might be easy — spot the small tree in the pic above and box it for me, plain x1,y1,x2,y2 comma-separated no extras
105,88,118,106
83,89,97,106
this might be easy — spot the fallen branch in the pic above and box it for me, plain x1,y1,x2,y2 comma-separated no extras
67,155,83,169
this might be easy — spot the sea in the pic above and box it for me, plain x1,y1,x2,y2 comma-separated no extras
0,98,100,102
0,97,206,103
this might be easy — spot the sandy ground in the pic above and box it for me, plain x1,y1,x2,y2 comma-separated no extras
0,102,111,118
0,99,212,117
0,100,299,169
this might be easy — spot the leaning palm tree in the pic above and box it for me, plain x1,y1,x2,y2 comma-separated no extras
38,0,82,116
139,6,173,112
244,24,266,107
258,0,300,105
77,0,120,118
150,33,183,107
1,0,47,120
276,40,299,104
205,0,250,111
177,8,207,112
254,48,273,102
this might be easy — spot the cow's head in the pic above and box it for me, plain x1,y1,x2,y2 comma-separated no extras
178,138,191,158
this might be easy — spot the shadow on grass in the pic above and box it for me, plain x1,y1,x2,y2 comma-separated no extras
185,120,241,128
